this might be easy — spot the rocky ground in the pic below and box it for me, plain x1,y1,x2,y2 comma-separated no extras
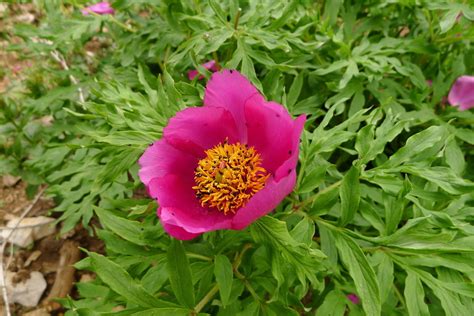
0,178,104,315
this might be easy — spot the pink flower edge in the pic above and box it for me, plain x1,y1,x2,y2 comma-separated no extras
347,294,360,304
81,2,115,16
448,75,474,111
139,70,306,240
187,60,219,80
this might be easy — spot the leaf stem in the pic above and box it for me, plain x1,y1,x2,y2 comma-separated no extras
186,252,213,261
194,283,219,313
393,283,407,310
294,180,342,211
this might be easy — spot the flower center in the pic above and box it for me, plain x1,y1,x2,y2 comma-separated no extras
193,140,269,214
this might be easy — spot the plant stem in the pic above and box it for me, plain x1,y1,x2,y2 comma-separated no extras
393,284,407,309
294,180,342,211
194,283,219,313
186,252,213,261
234,8,242,30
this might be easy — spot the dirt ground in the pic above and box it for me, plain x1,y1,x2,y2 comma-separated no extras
0,178,104,315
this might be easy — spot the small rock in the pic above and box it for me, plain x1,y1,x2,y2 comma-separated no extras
38,115,54,126
24,250,42,267
1,175,20,187
0,216,56,248
6,271,47,307
0,4,7,16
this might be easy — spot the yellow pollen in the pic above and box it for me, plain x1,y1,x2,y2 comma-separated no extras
193,141,269,215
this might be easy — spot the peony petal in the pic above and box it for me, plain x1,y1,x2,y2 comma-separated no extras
245,95,306,177
149,175,233,235
347,294,360,304
82,2,115,15
163,106,240,157
188,60,218,80
204,70,261,141
274,115,306,182
231,171,297,230
138,139,197,187
448,75,474,111
162,222,201,240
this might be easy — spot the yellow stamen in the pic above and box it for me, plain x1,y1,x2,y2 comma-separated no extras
193,140,269,214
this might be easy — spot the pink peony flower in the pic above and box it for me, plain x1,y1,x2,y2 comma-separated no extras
347,294,360,304
81,2,115,16
448,76,474,111
138,70,305,240
188,60,219,80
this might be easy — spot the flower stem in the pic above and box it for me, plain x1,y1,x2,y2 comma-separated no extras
194,283,219,313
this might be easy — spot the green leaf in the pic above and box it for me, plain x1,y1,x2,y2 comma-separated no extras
316,290,346,316
399,166,474,195
287,72,304,109
142,263,169,294
339,166,360,226
251,216,325,285
88,252,171,308
167,239,195,308
334,233,381,316
214,255,233,306
381,126,446,168
404,271,430,316
131,308,190,316
209,0,228,25
444,137,465,175
323,0,344,25
440,9,461,33
298,165,327,194
375,252,394,303
94,207,146,246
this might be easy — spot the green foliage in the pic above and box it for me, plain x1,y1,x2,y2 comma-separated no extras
2,0,474,315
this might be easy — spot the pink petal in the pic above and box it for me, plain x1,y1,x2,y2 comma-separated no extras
231,171,297,230
163,106,240,157
273,115,306,182
244,95,305,176
82,2,115,15
188,60,218,80
138,139,197,187
204,70,261,141
162,222,200,240
149,175,233,236
448,75,474,111
347,294,360,304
